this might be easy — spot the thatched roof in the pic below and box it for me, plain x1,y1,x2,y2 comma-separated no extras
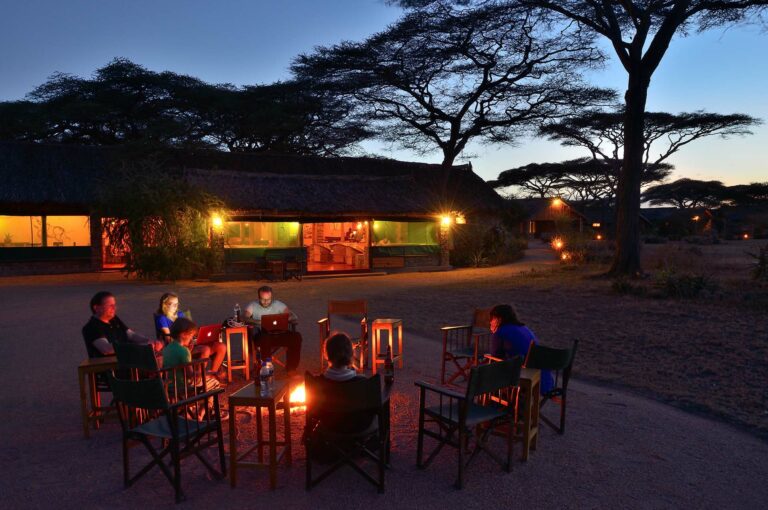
0,142,502,217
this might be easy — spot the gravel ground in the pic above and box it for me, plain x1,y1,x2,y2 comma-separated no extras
0,246,766,508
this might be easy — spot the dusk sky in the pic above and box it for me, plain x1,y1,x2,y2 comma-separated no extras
1,0,766,185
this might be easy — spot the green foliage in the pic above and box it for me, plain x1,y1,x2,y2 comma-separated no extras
96,156,223,281
653,269,718,299
747,243,768,281
611,277,647,296
451,220,526,268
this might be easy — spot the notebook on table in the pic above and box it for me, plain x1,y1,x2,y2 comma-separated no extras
260,313,290,334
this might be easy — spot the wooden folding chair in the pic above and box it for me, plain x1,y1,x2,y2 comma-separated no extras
318,300,368,370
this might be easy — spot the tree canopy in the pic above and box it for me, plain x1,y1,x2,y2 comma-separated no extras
0,58,369,156
293,2,614,167
396,0,768,276
643,178,727,208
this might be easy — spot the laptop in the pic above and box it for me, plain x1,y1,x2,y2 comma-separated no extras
260,313,290,334
195,324,222,345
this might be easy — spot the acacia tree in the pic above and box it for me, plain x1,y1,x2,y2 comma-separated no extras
493,157,671,204
193,80,371,156
0,59,370,156
535,109,756,201
293,2,613,175
0,58,211,147
643,177,727,208
398,0,768,276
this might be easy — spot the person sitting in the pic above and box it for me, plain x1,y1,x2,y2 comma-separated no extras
488,304,554,394
244,285,303,374
163,317,221,393
82,291,162,358
153,292,226,377
318,331,376,434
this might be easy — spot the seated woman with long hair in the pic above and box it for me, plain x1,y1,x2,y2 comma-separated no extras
489,304,553,394
154,292,227,378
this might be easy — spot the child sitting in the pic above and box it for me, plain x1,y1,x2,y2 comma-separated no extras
164,318,222,395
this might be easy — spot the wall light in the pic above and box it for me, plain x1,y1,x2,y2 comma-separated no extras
441,215,452,226
211,214,224,231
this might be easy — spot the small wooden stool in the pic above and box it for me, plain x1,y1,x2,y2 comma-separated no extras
225,326,250,382
371,318,403,374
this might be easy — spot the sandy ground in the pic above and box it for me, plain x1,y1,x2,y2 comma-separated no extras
0,243,766,508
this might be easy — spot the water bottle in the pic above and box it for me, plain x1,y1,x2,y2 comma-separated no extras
265,357,275,391
234,303,241,323
259,361,270,396
384,345,395,385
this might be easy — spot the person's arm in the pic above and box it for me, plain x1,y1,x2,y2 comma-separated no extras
92,337,115,356
243,302,258,324
489,332,503,359
277,301,298,322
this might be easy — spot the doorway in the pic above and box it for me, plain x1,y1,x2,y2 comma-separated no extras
302,221,369,272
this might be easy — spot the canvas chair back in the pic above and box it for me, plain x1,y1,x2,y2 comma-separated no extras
115,342,159,372
108,373,169,411
527,341,577,372
466,357,522,400
327,300,367,325
471,308,492,329
306,372,382,413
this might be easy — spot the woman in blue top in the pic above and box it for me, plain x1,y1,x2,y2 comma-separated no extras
154,292,227,377
489,304,554,394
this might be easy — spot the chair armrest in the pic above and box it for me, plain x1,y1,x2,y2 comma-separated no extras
441,325,472,332
169,388,225,410
415,380,465,400
317,317,329,325
483,354,503,363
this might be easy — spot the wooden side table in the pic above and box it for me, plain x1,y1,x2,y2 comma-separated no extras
77,356,118,438
518,367,540,461
229,380,292,490
371,318,404,374
225,326,250,383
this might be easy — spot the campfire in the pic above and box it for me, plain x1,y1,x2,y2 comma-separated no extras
289,383,306,408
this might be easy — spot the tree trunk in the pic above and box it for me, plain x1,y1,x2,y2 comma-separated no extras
610,69,649,277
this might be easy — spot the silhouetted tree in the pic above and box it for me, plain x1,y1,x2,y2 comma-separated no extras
494,157,670,205
196,80,371,156
0,59,370,156
293,2,613,171
643,178,727,208
725,182,768,205
396,0,768,276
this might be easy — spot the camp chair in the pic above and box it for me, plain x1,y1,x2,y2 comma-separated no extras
108,371,226,503
416,357,522,489
284,254,305,281
303,372,390,493
318,300,368,370
525,340,578,435
440,308,493,385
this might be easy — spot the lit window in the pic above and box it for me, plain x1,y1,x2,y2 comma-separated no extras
225,221,300,248
46,216,91,247
0,216,43,247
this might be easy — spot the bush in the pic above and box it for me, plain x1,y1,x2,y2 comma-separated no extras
653,269,718,299
451,221,526,267
97,157,224,281
612,278,647,296
747,243,768,281
682,234,720,245
556,233,613,266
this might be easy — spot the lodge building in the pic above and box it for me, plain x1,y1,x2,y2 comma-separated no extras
0,142,503,277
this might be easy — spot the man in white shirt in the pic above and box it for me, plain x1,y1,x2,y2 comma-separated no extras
243,286,302,374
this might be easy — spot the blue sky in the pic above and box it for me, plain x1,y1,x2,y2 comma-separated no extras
1,0,765,185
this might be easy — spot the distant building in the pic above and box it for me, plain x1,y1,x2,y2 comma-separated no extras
0,142,503,276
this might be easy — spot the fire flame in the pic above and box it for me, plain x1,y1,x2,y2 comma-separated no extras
289,383,306,406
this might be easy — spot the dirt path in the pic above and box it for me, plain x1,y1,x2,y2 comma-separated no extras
0,264,766,508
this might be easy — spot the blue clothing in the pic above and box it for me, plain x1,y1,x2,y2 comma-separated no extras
154,311,185,338
490,324,554,395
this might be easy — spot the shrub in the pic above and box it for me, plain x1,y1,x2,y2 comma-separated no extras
97,157,224,281
612,278,647,296
653,269,718,299
451,221,526,267
747,243,768,281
